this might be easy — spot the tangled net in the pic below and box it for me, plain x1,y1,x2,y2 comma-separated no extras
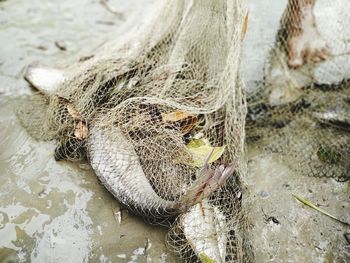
19,0,350,262
244,0,350,182
20,0,251,262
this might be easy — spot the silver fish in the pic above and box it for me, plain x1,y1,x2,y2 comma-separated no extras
24,65,236,220
88,124,235,220
24,65,66,95
180,199,227,262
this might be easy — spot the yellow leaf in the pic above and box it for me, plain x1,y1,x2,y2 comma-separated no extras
187,138,206,148
181,139,226,167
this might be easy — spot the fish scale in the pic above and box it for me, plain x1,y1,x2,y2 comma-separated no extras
88,124,178,220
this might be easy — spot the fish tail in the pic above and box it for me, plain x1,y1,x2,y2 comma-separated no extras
176,162,236,212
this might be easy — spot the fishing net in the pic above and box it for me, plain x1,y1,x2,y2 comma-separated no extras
243,0,350,182
19,0,251,262
18,0,350,262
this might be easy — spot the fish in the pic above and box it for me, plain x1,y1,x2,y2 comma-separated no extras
88,124,236,221
180,199,228,262
24,65,236,221
24,65,66,95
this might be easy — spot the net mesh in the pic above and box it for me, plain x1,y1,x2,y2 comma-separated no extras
18,0,350,262
244,0,350,183
19,0,251,262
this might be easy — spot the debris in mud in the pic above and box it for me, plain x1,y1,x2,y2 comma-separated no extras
293,194,350,226
96,20,115,26
112,206,122,224
260,190,269,198
265,216,280,225
79,55,95,62
241,12,249,40
261,208,280,225
36,45,48,51
144,238,152,252
54,41,67,51
38,188,48,198
99,0,124,20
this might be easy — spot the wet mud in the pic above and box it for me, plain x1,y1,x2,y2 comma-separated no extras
0,0,180,262
1,0,349,262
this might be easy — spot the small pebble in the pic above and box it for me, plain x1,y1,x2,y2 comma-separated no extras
260,190,269,198
282,183,291,189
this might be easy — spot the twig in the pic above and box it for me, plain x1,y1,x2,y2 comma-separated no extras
293,193,350,227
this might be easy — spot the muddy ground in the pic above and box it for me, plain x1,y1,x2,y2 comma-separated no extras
0,0,180,262
242,0,350,262
0,0,349,262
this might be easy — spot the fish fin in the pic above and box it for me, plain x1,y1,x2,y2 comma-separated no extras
24,64,66,94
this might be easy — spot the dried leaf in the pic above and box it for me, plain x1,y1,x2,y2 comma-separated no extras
180,139,226,167
241,12,249,40
162,111,198,134
162,111,193,122
74,121,88,139
67,103,82,119
292,193,350,226
180,118,198,134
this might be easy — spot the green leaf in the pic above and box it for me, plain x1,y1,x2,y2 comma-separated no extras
316,145,341,164
187,138,206,148
182,139,226,167
198,252,217,263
